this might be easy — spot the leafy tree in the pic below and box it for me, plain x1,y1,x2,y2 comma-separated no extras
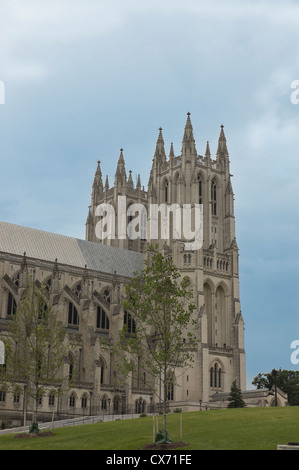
0,278,74,427
117,245,198,434
227,380,246,408
252,369,299,406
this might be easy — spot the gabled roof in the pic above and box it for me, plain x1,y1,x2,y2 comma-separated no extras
0,221,143,278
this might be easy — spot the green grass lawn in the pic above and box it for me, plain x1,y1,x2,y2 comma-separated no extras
1,407,299,450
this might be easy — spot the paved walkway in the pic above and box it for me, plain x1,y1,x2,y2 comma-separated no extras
0,413,143,435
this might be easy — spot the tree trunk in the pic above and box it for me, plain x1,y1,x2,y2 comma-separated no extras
163,368,167,432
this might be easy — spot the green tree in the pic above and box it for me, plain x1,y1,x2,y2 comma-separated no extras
117,245,198,434
227,380,246,408
252,369,299,405
0,278,74,427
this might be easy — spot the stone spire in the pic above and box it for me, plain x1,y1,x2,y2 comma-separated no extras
91,160,103,205
181,112,197,158
169,142,175,167
216,125,229,157
127,170,134,189
114,148,127,187
205,140,211,166
153,127,167,167
136,174,141,190
216,125,230,174
105,175,109,192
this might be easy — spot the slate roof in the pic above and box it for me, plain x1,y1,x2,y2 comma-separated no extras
0,221,143,278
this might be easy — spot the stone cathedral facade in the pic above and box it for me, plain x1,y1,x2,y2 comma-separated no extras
0,113,246,426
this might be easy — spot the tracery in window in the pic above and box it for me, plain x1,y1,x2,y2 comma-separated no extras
97,306,109,330
7,292,17,316
68,301,79,326
124,310,136,334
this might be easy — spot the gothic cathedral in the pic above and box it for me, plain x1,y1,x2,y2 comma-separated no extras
0,113,245,425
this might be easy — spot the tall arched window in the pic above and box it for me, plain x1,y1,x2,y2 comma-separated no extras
167,373,175,401
210,362,222,389
7,292,17,316
211,180,217,216
69,354,75,381
68,302,79,326
99,357,105,385
96,306,109,330
69,392,76,408
198,175,202,204
101,394,107,410
124,310,136,334
81,393,88,409
164,180,169,203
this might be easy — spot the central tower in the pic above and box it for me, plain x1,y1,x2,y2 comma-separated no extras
86,113,246,400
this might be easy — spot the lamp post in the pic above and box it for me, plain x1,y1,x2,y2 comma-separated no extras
272,369,278,407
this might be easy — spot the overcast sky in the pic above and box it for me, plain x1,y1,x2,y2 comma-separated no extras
0,0,299,389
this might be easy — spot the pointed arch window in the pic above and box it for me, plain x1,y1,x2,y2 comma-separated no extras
81,393,88,409
211,180,217,216
99,357,105,385
96,306,109,330
7,292,17,316
69,354,75,381
101,394,107,410
210,362,222,389
0,388,6,403
68,301,79,326
167,373,175,401
69,392,76,408
164,180,169,203
48,392,55,407
198,175,202,204
124,310,136,334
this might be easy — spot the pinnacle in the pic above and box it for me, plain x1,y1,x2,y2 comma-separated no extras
205,141,211,157
181,112,197,156
128,170,134,188
217,124,229,156
118,148,125,164
153,127,166,164
169,142,175,159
